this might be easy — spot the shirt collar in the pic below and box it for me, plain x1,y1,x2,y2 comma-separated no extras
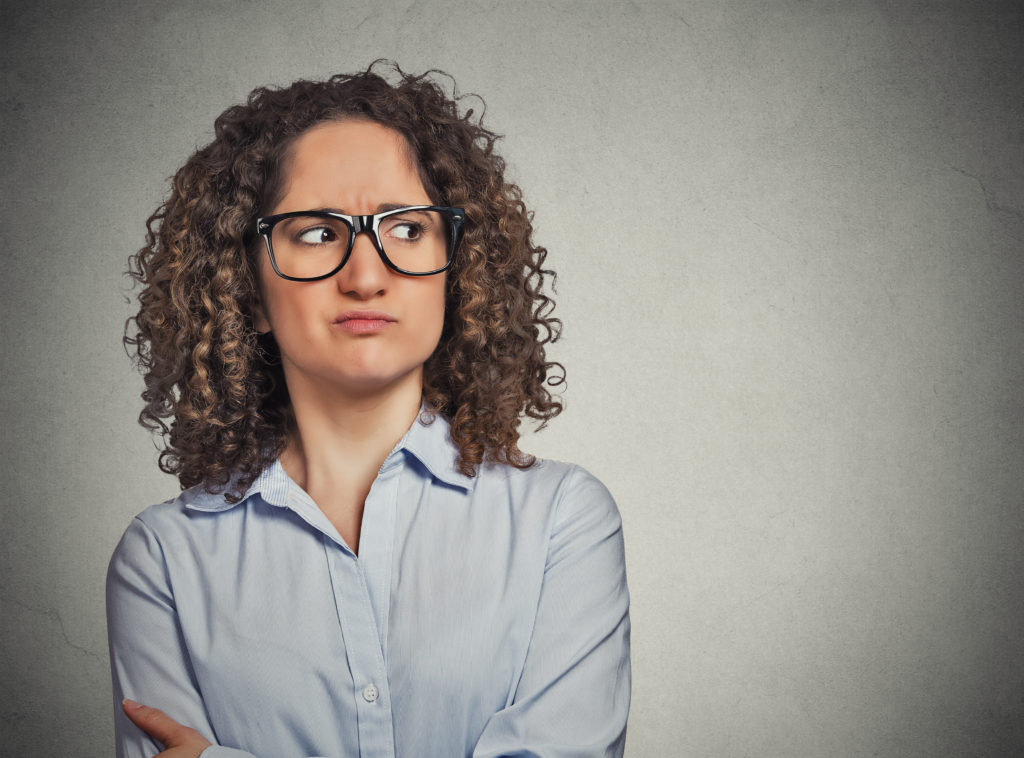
183,409,475,513
399,410,477,491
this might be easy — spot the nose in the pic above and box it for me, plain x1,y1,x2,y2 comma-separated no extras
334,230,389,299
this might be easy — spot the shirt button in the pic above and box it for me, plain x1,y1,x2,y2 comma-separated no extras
362,684,379,703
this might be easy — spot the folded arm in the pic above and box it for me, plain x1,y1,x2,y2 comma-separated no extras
472,467,632,758
107,518,280,758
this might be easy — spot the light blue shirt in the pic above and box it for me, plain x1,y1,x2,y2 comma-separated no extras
107,412,630,758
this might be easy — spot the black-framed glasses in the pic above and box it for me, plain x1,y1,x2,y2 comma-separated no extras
255,205,465,281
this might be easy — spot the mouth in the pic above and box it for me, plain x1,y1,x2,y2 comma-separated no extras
333,310,397,334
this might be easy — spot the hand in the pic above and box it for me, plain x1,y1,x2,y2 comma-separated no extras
122,699,212,758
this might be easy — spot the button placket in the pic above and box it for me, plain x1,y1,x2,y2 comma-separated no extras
327,547,396,756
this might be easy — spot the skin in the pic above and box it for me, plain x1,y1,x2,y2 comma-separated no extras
128,119,448,755
252,119,447,554
123,700,211,757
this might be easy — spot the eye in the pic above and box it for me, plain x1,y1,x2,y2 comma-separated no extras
296,225,338,245
389,222,423,241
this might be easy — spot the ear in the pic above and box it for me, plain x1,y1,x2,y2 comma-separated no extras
252,301,271,334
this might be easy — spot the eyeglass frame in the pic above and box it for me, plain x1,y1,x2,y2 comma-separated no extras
255,205,466,281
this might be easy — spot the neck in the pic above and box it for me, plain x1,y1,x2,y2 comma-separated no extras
279,366,423,495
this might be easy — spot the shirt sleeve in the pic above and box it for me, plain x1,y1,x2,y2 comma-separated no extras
108,515,337,758
471,466,632,758
107,515,225,758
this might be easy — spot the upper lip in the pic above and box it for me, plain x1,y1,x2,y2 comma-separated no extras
333,309,397,323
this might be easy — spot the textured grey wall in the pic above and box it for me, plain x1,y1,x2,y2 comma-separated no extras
1,1,1022,756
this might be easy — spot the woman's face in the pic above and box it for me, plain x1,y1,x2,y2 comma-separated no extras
253,119,446,401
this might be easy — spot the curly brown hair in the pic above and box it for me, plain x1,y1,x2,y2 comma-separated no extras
125,62,563,502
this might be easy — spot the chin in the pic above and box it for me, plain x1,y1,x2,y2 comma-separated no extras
333,363,426,396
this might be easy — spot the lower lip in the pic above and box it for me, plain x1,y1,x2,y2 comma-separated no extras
335,319,394,334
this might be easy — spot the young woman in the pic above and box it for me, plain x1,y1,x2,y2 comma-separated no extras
108,63,630,758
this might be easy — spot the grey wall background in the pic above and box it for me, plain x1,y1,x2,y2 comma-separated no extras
2,1,1022,756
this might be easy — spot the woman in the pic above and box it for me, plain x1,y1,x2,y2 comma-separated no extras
109,63,630,758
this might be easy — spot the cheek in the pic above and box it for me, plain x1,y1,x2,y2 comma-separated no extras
254,255,316,334
402,278,447,359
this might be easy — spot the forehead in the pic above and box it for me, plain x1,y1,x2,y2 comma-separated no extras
274,119,429,211
293,118,415,161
